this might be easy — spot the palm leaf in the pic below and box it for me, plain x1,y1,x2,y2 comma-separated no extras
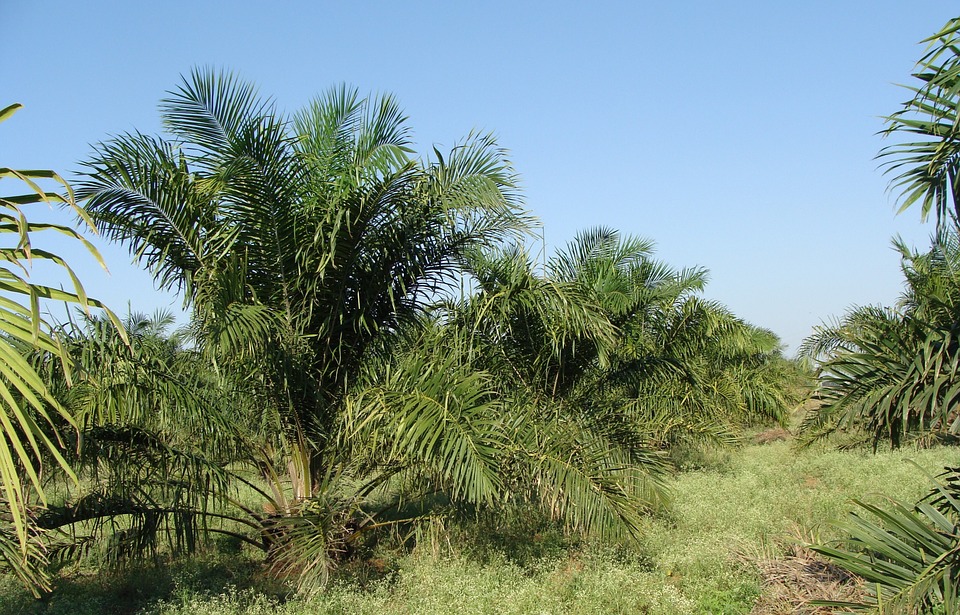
880,17,960,227
343,351,506,506
0,103,123,592
812,486,960,611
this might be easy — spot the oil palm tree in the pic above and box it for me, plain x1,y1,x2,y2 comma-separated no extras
812,467,960,612
438,228,794,535
76,69,530,504
440,237,668,536
809,19,960,607
803,14,960,444
543,227,794,444
801,228,960,448
31,311,254,569
72,70,545,587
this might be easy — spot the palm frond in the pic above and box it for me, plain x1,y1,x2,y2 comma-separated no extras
161,68,273,160
812,470,960,612
343,351,506,506
0,104,123,572
519,414,665,541
880,17,960,227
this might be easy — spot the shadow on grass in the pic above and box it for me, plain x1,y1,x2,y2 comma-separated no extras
0,552,286,615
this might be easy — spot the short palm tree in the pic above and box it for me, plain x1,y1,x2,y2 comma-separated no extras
32,311,251,567
805,18,960,441
812,467,960,612
445,236,669,535
440,228,795,533
809,18,960,610
542,227,794,444
801,229,960,448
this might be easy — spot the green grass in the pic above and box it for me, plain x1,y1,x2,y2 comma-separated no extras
2,440,955,614
638,442,956,612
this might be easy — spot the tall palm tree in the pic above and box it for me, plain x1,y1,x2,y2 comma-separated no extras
70,71,550,588
76,70,530,504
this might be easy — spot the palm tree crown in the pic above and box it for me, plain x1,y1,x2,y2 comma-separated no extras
77,70,530,462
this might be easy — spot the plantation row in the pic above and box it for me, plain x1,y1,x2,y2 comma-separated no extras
4,14,960,614
0,73,804,597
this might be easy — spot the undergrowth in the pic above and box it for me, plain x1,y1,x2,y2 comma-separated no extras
1,440,955,614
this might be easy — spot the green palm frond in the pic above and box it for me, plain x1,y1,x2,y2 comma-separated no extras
0,522,48,594
812,469,960,612
548,226,654,286
161,68,275,159
77,132,216,295
35,424,238,567
880,17,960,227
0,103,123,590
344,351,507,506
520,414,667,540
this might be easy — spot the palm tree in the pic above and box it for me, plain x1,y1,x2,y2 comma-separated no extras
0,103,122,594
803,14,960,448
541,227,794,443
436,238,667,537
72,73,796,589
801,228,960,448
811,467,960,612
437,228,795,534
76,70,530,505
31,311,252,568
806,18,960,610
71,70,544,587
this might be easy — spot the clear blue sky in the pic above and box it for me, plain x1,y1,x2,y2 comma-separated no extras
3,1,957,354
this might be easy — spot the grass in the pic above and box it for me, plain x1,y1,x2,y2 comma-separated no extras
2,439,955,614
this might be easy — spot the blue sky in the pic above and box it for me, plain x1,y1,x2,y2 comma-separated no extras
2,1,957,353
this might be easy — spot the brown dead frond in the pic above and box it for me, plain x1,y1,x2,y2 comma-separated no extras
753,427,792,445
746,544,865,614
